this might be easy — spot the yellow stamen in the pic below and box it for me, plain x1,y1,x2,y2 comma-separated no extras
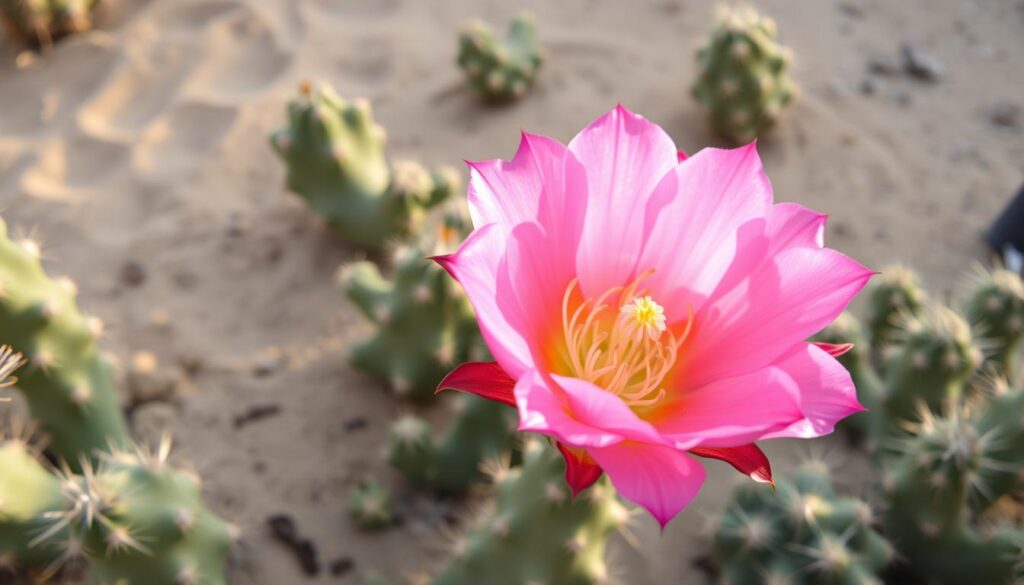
559,271,692,408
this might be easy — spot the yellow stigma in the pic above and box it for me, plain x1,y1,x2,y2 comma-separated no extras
619,296,667,341
558,271,692,408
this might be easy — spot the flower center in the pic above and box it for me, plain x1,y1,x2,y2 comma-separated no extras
559,270,692,407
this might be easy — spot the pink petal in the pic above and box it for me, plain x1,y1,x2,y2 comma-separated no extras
588,442,706,527
813,341,854,358
551,374,675,446
760,343,865,440
557,443,604,496
437,362,516,407
655,342,863,448
434,224,533,378
768,203,827,250
514,370,624,448
682,246,873,387
637,143,773,323
466,132,588,285
691,444,773,486
569,104,679,297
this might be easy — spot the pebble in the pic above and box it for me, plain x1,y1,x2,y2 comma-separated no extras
901,43,944,81
120,260,147,287
991,102,1022,129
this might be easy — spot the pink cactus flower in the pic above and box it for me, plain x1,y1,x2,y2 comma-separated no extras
436,105,871,527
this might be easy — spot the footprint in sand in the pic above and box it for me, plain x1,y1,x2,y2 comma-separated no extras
77,39,200,140
185,11,290,101
0,37,119,137
132,101,237,181
20,131,131,199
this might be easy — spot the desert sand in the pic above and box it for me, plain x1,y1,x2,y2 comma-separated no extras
0,0,1022,583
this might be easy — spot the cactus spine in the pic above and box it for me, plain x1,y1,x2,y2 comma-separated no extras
0,0,98,46
432,440,626,585
0,436,233,584
270,83,460,251
0,217,129,469
692,6,796,144
458,15,543,102
714,462,891,585
816,265,1024,584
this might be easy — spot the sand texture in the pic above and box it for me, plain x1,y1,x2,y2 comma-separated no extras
1,0,1023,583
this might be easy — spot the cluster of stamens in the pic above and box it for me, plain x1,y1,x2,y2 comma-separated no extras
559,270,691,407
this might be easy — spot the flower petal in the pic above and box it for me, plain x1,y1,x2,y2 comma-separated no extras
434,224,532,378
812,341,854,358
514,370,623,448
557,442,604,496
588,442,705,528
638,143,773,323
682,246,873,386
437,362,516,407
690,444,773,486
569,104,679,297
655,342,864,448
550,374,675,447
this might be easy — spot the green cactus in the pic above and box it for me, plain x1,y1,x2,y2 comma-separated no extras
341,209,483,402
349,479,393,531
458,15,543,102
0,0,98,47
432,440,627,585
270,82,460,250
692,6,796,144
0,435,233,584
714,462,891,585
816,265,1024,584
0,217,130,469
964,267,1024,381
388,394,517,494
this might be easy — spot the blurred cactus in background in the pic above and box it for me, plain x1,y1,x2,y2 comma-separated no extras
0,216,129,469
349,479,394,531
388,394,517,494
432,439,627,585
815,265,1024,584
0,434,234,584
0,0,97,47
692,6,795,144
271,83,461,250
458,14,543,102
713,462,891,585
341,205,483,402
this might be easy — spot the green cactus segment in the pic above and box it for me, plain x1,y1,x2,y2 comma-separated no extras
388,394,516,493
0,0,98,46
865,266,927,349
270,83,459,250
0,217,129,468
964,268,1024,380
0,438,232,585
432,440,626,585
458,15,543,102
692,6,796,144
815,264,1024,584
349,480,394,530
714,463,891,585
342,212,483,402
0,440,64,568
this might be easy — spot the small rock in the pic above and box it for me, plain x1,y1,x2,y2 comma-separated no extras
329,557,354,577
120,260,147,287
860,76,879,95
838,2,863,18
233,404,282,428
127,351,180,404
253,348,286,377
267,514,320,576
344,416,369,432
991,102,1022,129
868,54,901,76
901,43,944,81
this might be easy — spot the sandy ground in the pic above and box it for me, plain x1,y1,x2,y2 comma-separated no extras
1,0,1023,583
